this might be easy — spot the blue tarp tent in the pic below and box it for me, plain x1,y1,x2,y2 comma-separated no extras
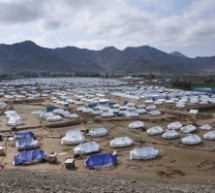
84,153,117,169
13,149,46,165
47,106,58,112
16,138,38,151
14,131,36,140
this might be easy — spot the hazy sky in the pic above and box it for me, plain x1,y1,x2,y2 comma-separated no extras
0,0,214,57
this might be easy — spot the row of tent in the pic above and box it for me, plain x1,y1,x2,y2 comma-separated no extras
11,129,160,167
32,108,79,122
12,146,160,168
13,131,40,165
0,77,123,101
61,128,160,164
2,78,215,111
76,102,162,118
129,120,215,144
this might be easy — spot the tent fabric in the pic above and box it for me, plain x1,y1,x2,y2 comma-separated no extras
5,110,23,126
128,121,144,129
14,131,36,140
203,130,215,140
136,109,146,114
181,135,202,145
0,101,6,109
110,136,133,148
88,128,108,137
129,147,159,160
180,124,197,134
125,112,139,118
74,141,100,154
147,126,163,135
167,122,182,130
84,153,117,169
61,129,85,145
149,110,161,116
199,124,212,130
162,129,180,139
16,138,38,151
13,149,46,165
176,102,185,108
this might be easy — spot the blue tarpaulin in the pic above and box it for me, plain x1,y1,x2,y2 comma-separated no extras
14,131,36,140
47,106,58,112
16,138,37,151
13,149,46,165
84,153,117,169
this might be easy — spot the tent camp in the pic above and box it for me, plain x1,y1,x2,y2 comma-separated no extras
129,147,159,160
13,149,46,165
110,136,133,148
84,153,117,169
74,141,100,155
181,135,202,145
61,129,85,145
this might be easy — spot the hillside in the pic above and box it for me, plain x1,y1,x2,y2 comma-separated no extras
0,41,214,74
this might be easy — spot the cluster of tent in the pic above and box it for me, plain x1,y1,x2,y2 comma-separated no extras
61,127,160,168
31,108,79,122
1,77,123,101
12,131,44,165
129,120,215,145
76,102,162,118
112,86,215,108
128,120,215,145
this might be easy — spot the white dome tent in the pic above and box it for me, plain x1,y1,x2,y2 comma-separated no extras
149,110,161,116
128,121,144,129
110,136,133,148
88,128,108,137
5,110,24,126
0,101,6,109
181,134,202,145
162,129,180,139
180,124,197,134
136,109,146,114
125,111,139,118
167,121,182,130
147,126,163,135
203,130,215,140
199,124,212,131
129,147,159,160
73,141,100,154
61,129,85,145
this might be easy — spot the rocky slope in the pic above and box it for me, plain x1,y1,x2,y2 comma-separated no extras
0,170,214,193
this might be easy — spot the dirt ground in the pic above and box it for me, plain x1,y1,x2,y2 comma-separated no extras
0,98,215,185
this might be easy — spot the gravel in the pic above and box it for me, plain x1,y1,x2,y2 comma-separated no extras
0,169,214,193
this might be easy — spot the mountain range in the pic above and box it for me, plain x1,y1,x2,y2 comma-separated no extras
0,41,214,75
